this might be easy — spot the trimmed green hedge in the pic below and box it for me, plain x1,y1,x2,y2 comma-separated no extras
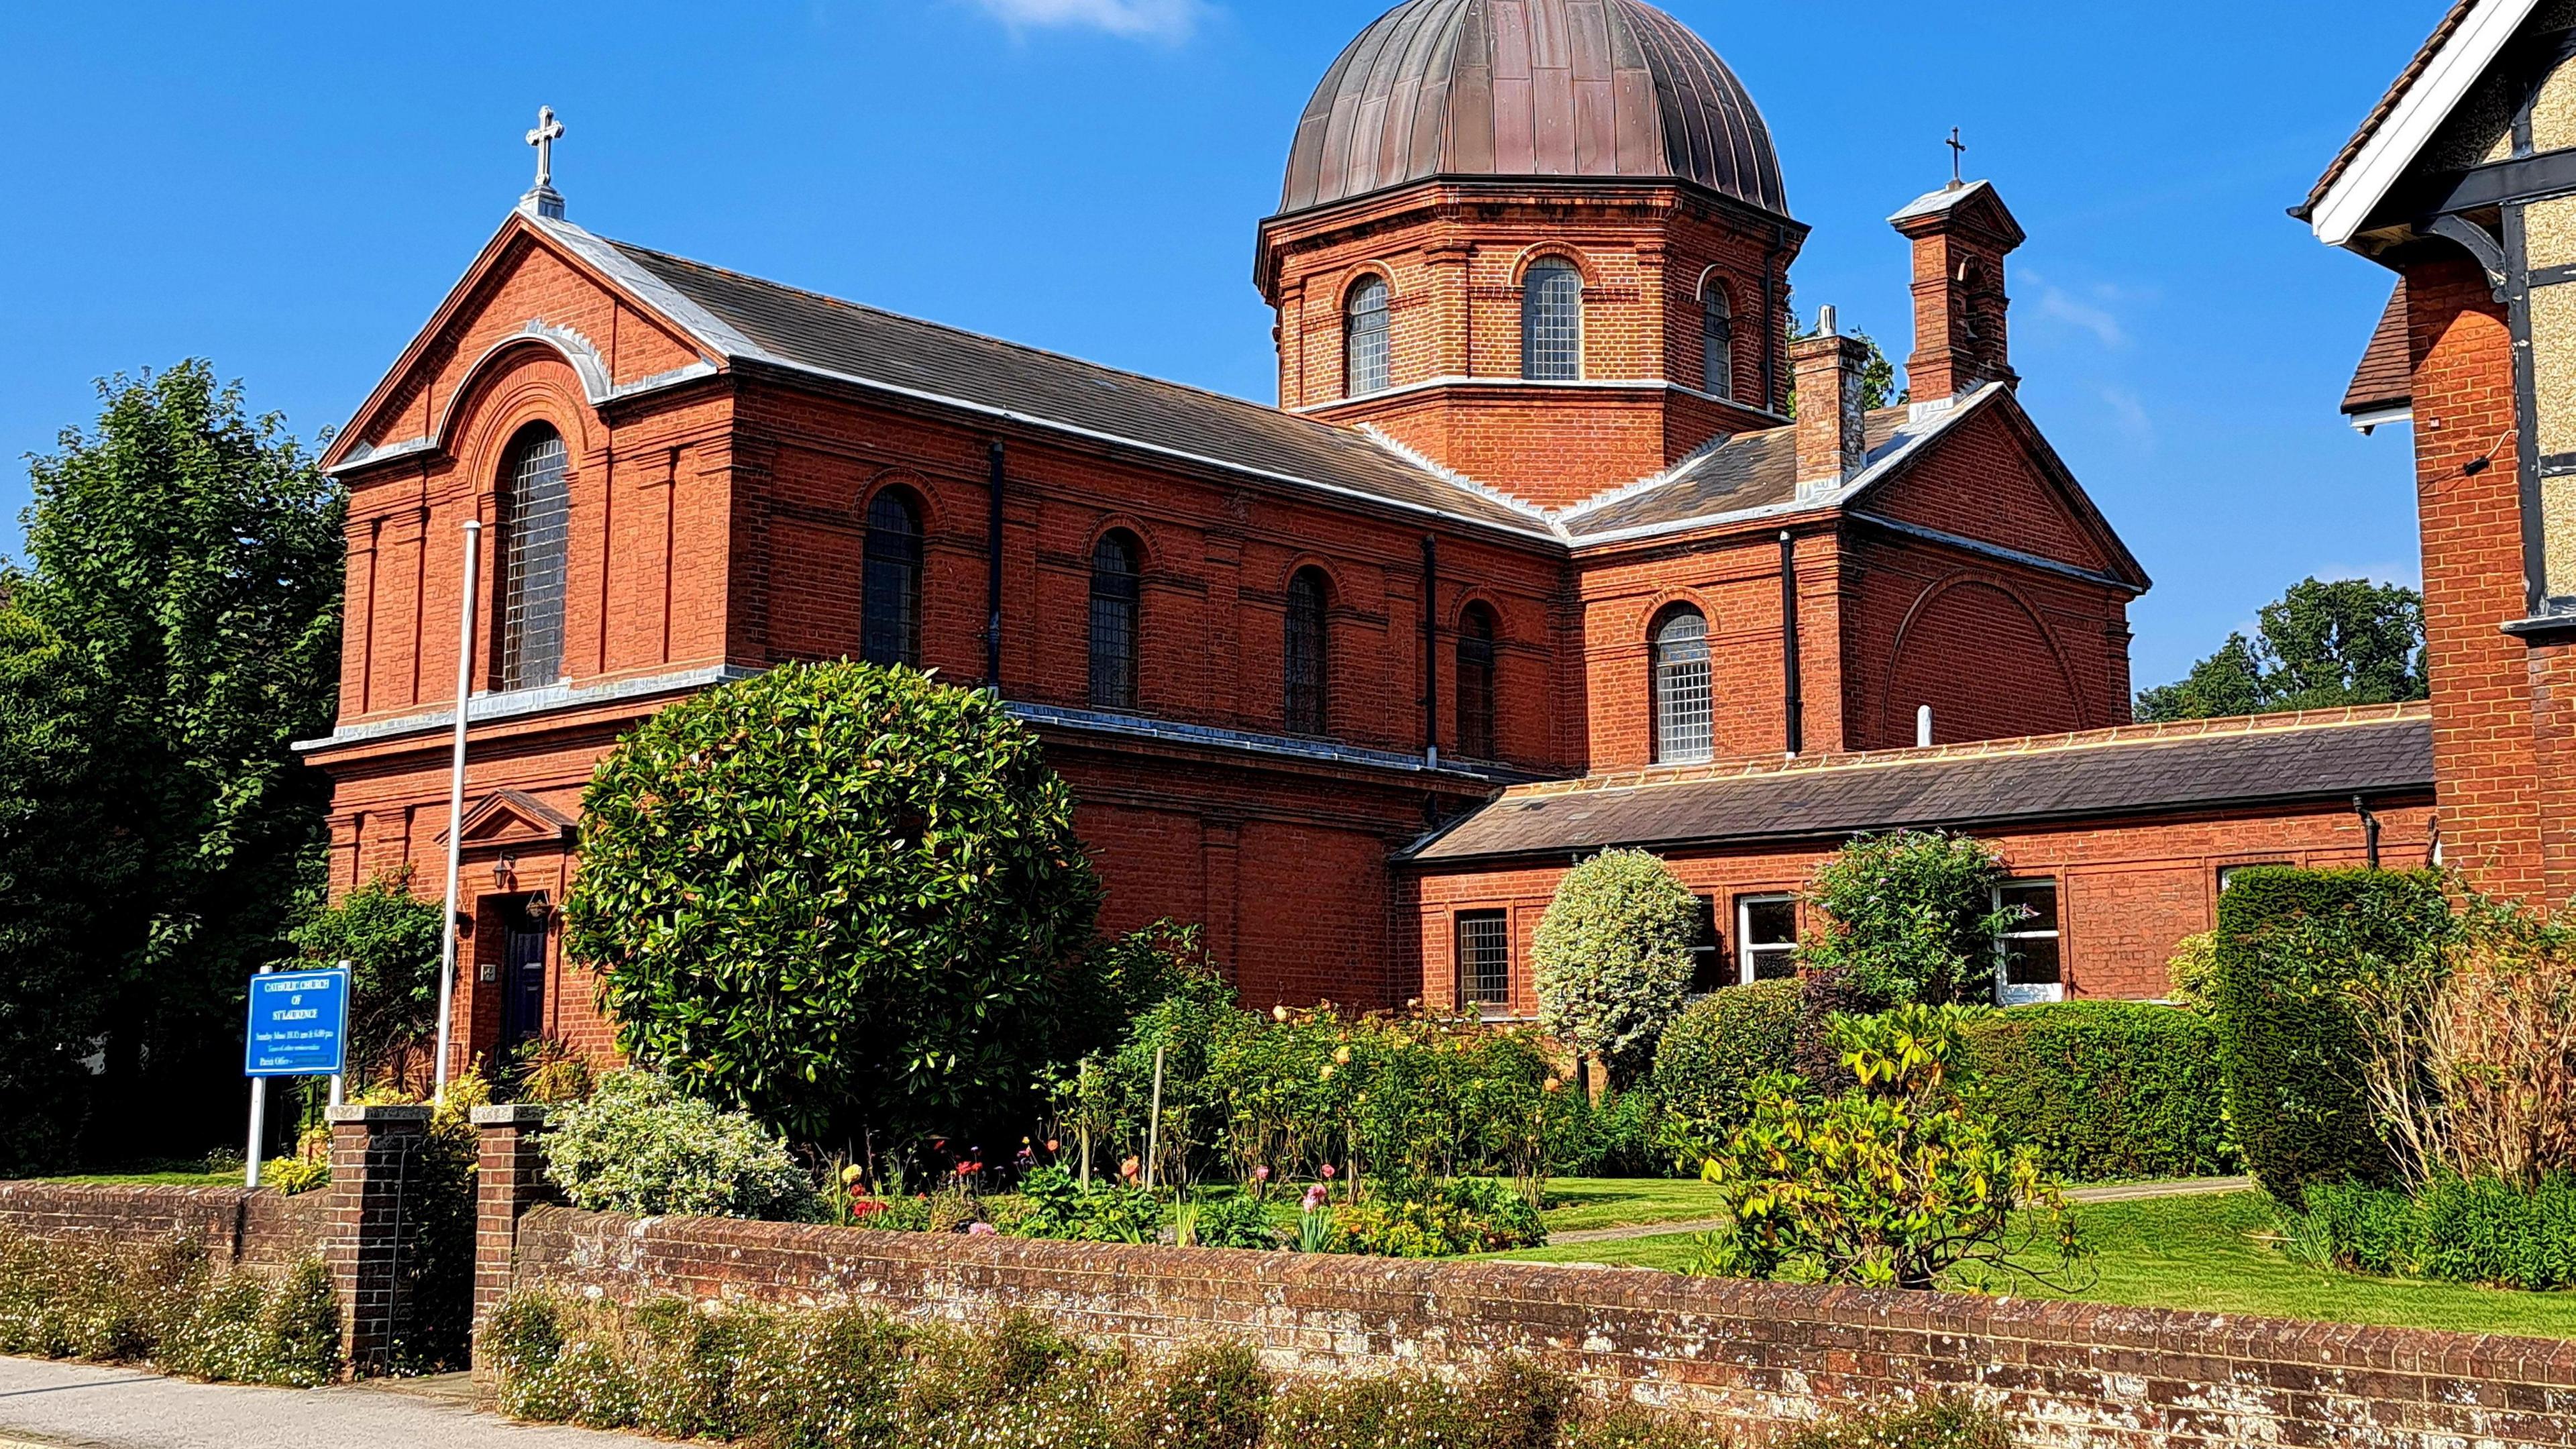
1651,981,1801,1129
1961,1002,2235,1182
2211,867,2452,1209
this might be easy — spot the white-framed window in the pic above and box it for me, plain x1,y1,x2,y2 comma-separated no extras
1994,879,2065,1006
1736,894,1799,985
1456,910,1512,1014
2216,863,2290,894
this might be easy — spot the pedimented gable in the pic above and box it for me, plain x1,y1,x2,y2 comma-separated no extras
323,211,719,476
437,789,579,851
1854,396,2149,590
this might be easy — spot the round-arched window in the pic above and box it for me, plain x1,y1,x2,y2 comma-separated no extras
1456,604,1499,761
1652,607,1713,765
1345,276,1391,398
498,425,570,692
1089,530,1142,710
862,488,923,668
1701,282,1735,402
1522,260,1583,382
1285,568,1331,736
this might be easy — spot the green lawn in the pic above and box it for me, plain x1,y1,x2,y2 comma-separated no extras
1540,1177,1727,1233
1505,1190,2576,1340
35,1169,241,1188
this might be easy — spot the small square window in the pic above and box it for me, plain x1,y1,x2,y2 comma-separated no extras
1736,895,1799,985
1456,911,1512,1012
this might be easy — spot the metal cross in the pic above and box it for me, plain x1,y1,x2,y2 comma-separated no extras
1947,127,1968,186
527,106,566,190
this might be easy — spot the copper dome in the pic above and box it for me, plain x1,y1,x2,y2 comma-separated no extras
1279,0,1787,217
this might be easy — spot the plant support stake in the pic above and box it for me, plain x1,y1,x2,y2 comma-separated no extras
433,518,484,1103
1145,1043,1166,1192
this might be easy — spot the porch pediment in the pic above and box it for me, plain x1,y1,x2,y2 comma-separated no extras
436,789,578,851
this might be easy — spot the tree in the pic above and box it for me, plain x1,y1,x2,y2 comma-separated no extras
1530,849,1698,1086
1800,831,2012,1008
282,871,443,1090
566,661,1104,1148
2136,577,2427,722
6,362,343,1163
1783,313,1908,417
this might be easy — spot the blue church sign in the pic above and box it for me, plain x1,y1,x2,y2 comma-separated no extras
245,969,350,1078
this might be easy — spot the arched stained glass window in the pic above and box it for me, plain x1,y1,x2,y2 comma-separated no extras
1701,282,1735,401
1345,276,1391,398
1653,607,1713,765
1522,259,1583,382
1089,530,1141,710
1456,604,1498,761
1285,568,1330,736
862,488,922,668
498,425,570,692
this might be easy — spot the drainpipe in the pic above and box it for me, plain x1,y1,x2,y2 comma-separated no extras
1780,531,1803,758
1421,535,1440,767
985,441,1006,690
2354,795,2383,870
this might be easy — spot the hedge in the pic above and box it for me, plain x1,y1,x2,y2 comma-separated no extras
1960,1002,2235,1182
2210,867,2452,1209
1652,981,1800,1132
2302,1175,2576,1291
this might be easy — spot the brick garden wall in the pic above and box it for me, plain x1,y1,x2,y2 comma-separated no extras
505,1205,2576,1448
0,1182,330,1273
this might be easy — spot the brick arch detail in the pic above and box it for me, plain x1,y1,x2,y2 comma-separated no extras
450,356,596,518
858,468,940,535
435,332,608,462
1882,573,2090,743
1510,246,1599,287
1085,515,1160,572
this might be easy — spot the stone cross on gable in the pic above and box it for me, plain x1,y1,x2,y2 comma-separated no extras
521,107,568,220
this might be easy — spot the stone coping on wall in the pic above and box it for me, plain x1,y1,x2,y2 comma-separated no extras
508,1206,2576,1448
0,1181,331,1271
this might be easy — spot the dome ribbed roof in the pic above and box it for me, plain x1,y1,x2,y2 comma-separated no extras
1279,0,1786,217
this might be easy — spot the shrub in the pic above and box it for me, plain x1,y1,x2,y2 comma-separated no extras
2300,1175,2576,1290
543,1070,818,1220
2210,867,2451,1208
282,870,443,1088
1189,1193,1283,1250
1014,1165,1163,1244
0,1230,339,1386
1687,1005,2084,1291
1326,1177,1546,1258
1960,1002,2236,1181
1799,832,2011,1006
1548,1084,1667,1178
1531,849,1699,1083
1653,981,1799,1148
2166,931,2219,1012
568,661,1102,1146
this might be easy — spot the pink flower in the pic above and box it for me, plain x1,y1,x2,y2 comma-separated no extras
1320,1164,1336,1181
967,1222,998,1236
1252,1165,1271,1183
1302,1185,1329,1212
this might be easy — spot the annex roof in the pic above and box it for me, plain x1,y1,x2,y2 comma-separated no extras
2343,281,2414,420
1400,703,2432,864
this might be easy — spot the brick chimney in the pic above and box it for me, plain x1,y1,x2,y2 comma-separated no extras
1792,305,1870,496
1891,179,2027,400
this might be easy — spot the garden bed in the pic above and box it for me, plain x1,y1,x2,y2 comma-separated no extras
1498,1190,2576,1340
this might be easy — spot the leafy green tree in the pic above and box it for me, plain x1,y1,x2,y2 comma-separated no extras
1684,1005,2084,1291
1783,313,1908,416
1531,849,1699,1086
282,871,443,1088
6,362,343,1162
2137,577,2427,722
566,662,1103,1148
1800,831,2012,1007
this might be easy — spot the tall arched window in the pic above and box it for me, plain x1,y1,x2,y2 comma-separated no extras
1701,282,1735,401
1088,530,1142,711
861,488,922,668
1285,568,1330,736
1456,604,1499,761
1522,259,1583,381
1652,607,1714,765
497,425,570,692
1345,276,1391,398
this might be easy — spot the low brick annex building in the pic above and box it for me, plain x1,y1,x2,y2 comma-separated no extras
303,0,2430,1072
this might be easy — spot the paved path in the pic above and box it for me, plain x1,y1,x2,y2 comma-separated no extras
0,1358,635,1449
1547,1176,2256,1245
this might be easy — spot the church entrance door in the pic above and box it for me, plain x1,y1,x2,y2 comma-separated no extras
500,901,548,1054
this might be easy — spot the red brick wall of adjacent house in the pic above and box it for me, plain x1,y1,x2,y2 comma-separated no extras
506,1205,2576,1448
1403,796,2435,1013
2403,255,2552,903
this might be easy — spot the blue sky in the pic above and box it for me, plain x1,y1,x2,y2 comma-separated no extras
0,1,2445,688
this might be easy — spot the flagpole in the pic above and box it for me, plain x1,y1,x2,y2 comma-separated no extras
433,518,484,1102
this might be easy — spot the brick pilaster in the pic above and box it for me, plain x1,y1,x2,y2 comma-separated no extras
470,1104,556,1371
324,1105,434,1377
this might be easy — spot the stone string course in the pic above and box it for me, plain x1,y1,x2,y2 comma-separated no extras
513,1205,2576,1448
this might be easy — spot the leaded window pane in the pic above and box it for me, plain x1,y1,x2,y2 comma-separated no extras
1522,261,1582,382
863,490,922,668
1285,569,1329,735
1089,532,1140,710
1456,910,1511,1009
498,429,570,692
1702,288,1735,401
1653,609,1713,765
1346,278,1391,398
1456,606,1497,760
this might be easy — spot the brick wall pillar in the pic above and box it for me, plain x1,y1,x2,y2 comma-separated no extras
324,1104,433,1376
470,1104,555,1370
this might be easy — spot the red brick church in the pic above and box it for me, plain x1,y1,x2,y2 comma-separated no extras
305,0,2430,1071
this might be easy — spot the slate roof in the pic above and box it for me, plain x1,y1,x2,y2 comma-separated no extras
2299,0,2481,220
1560,406,1912,538
1401,704,2433,864
2344,280,2414,417
1280,0,1787,217
602,241,1554,538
